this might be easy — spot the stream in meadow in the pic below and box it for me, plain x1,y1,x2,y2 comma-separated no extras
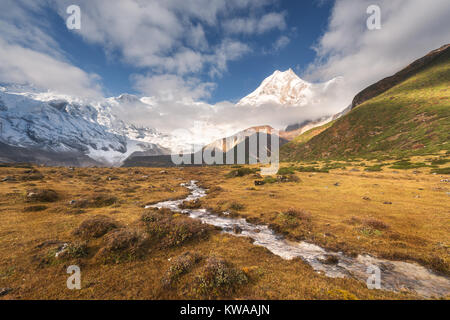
146,180,450,298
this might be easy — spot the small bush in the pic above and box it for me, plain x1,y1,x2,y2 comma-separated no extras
364,218,390,230
390,160,429,170
26,189,59,203
275,208,312,232
20,169,44,181
228,201,244,211
141,209,211,248
320,255,339,265
162,252,201,288
226,167,258,178
23,205,48,212
296,166,329,173
73,215,119,239
71,194,118,208
283,208,311,221
180,199,202,209
431,158,449,165
96,229,149,263
91,194,118,207
432,167,450,174
67,242,89,258
277,167,295,175
364,165,383,172
263,176,277,184
277,174,300,183
194,257,247,298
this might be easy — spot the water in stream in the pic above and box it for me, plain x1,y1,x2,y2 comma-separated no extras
146,181,450,298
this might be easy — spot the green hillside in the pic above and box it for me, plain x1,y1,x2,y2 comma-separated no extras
280,121,334,161
281,46,450,161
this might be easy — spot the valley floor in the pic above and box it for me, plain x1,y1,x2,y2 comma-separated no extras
0,157,449,299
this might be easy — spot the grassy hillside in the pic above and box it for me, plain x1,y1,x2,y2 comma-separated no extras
281,46,450,161
280,121,334,161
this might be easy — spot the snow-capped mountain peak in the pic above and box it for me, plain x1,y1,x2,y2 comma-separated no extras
237,69,313,107
237,69,343,108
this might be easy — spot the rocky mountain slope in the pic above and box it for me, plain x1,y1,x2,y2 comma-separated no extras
281,44,450,161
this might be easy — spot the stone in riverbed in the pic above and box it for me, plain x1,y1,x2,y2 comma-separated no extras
0,287,12,296
233,225,243,234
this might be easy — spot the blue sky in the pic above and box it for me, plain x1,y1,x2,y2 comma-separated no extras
17,0,334,103
1,0,448,111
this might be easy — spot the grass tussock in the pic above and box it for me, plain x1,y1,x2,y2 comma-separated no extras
141,209,211,248
194,256,248,298
275,208,312,231
96,228,149,263
389,160,430,170
364,218,390,230
296,166,329,173
228,201,245,212
277,167,295,175
26,189,59,203
263,176,277,184
73,215,119,239
432,167,450,174
71,194,118,208
364,165,383,172
23,205,48,212
20,169,44,181
162,251,202,288
57,241,89,260
179,199,202,209
226,167,259,178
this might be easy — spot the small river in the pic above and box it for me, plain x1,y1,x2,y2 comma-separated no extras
146,180,450,298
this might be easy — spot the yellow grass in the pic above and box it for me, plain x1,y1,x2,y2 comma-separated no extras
0,163,448,300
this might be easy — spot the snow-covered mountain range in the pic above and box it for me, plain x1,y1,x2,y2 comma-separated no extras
0,68,348,166
0,85,169,166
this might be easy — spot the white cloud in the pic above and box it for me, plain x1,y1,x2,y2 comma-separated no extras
0,39,102,99
223,12,287,35
51,0,278,77
132,74,216,101
0,0,283,100
208,39,252,77
273,35,290,51
0,0,102,98
305,0,450,104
